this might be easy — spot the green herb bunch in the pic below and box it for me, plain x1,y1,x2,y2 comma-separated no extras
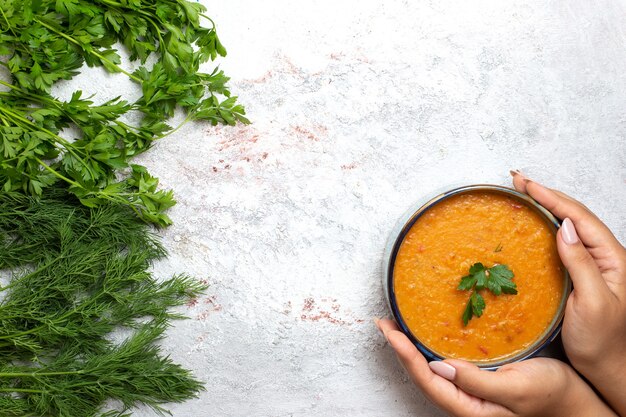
458,263,517,326
0,190,206,416
0,0,249,226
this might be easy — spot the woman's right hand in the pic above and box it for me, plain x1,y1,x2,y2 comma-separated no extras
511,172,626,416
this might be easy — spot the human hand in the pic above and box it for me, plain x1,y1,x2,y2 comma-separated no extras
511,172,626,416
376,318,616,417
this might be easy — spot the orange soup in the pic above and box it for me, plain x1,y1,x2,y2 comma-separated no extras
393,191,565,362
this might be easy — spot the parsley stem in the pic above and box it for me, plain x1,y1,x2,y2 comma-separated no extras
200,13,217,30
154,113,193,140
0,8,46,59
0,79,19,91
34,158,82,189
0,107,76,151
0,106,98,179
33,18,142,83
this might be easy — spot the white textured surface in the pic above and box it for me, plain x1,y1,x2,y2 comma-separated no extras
61,1,626,415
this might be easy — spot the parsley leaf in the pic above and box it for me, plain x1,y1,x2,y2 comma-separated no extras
488,264,518,295
457,274,476,291
471,291,485,318
462,299,473,326
458,263,517,325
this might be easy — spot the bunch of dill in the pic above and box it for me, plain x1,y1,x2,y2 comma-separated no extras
0,190,206,416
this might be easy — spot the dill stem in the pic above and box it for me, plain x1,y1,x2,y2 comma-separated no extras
0,388,45,394
0,371,82,378
0,254,67,292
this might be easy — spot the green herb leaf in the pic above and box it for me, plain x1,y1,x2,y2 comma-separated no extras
462,298,473,326
457,274,477,291
487,264,518,295
471,291,485,317
458,262,517,325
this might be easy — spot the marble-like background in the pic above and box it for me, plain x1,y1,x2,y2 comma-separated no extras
56,0,626,415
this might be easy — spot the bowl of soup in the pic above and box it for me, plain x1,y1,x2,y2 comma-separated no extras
382,185,571,369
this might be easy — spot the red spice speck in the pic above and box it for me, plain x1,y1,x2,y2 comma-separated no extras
186,298,198,308
303,297,315,312
292,125,324,142
297,297,364,326
283,301,292,314
478,345,489,355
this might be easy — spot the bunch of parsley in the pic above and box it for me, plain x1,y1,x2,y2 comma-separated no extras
0,0,248,226
0,0,247,414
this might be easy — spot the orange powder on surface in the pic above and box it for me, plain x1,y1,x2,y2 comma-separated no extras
393,191,565,362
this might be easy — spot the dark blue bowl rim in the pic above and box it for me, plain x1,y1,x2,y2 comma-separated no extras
385,184,570,370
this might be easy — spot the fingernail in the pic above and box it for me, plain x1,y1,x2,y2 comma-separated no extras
509,169,528,180
429,361,456,381
561,218,579,245
374,318,389,343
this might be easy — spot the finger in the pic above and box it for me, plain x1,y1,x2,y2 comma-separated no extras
511,171,578,205
377,319,440,389
376,317,399,333
524,180,623,254
384,330,470,415
378,319,513,417
437,359,520,405
378,320,463,413
557,218,611,299
510,170,529,194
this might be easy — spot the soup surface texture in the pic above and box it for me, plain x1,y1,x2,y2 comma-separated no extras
393,191,564,362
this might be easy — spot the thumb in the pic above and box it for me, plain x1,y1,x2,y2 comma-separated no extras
429,359,514,403
557,217,608,299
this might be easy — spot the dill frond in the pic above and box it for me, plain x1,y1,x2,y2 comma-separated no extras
0,189,206,416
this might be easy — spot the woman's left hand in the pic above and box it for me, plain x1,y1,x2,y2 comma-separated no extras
376,318,616,417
